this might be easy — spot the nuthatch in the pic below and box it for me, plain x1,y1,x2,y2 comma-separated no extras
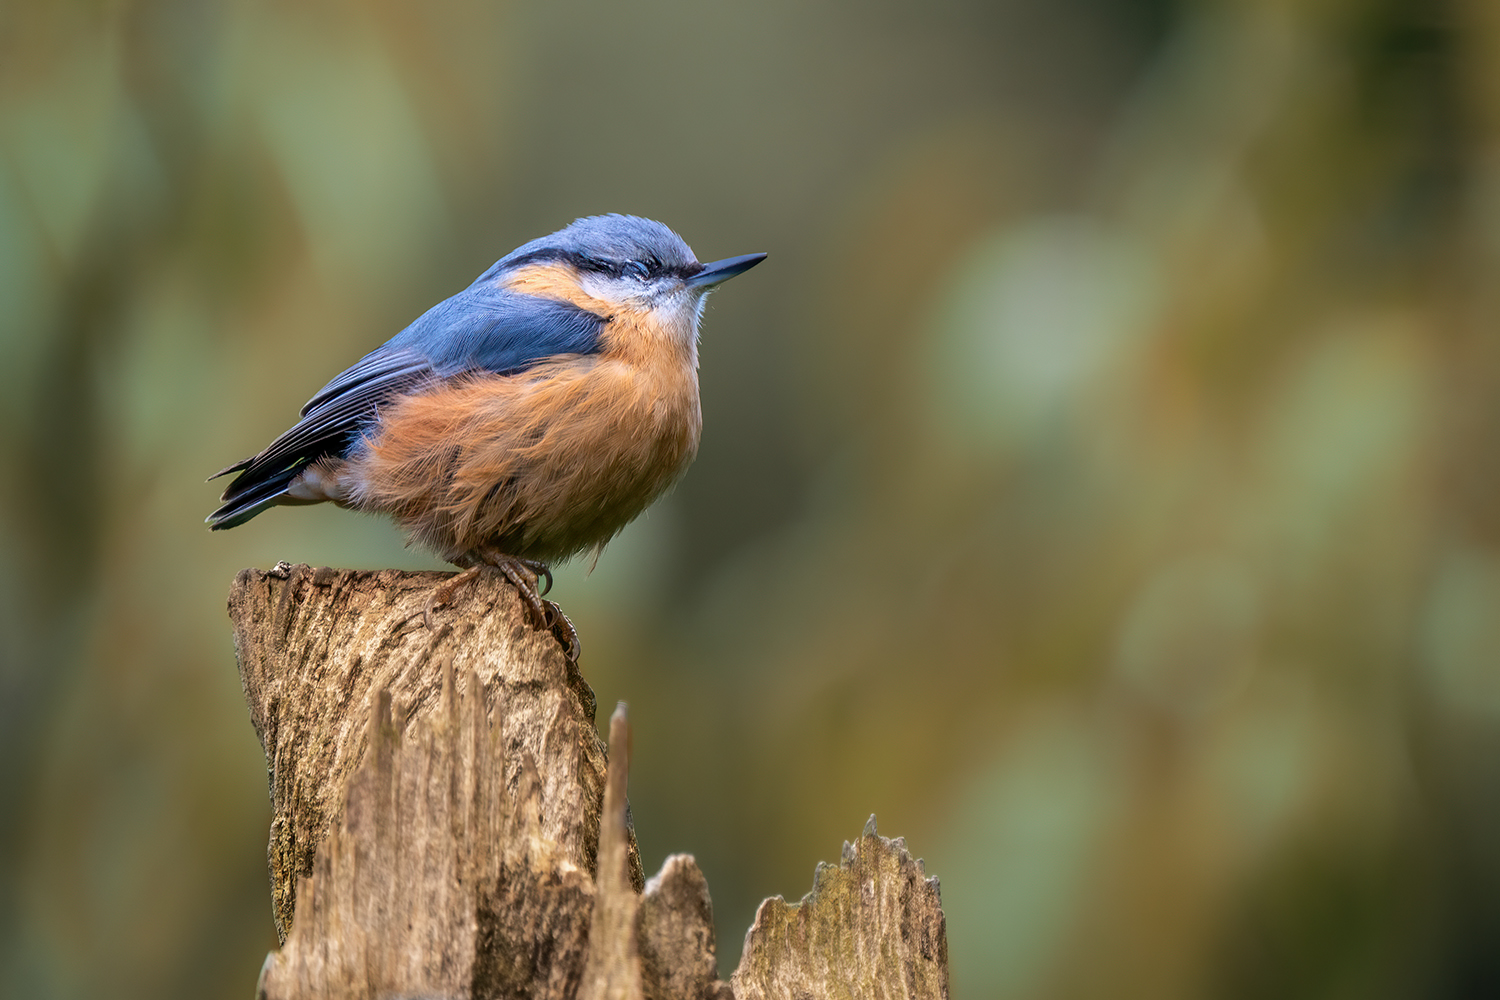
209,215,765,656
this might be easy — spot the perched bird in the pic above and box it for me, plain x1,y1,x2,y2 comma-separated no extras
209,214,765,656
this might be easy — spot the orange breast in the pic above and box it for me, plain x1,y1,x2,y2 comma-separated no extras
346,348,701,564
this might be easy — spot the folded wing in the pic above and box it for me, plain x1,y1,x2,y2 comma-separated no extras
206,286,606,530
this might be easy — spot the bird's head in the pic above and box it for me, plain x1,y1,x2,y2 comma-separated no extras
491,215,765,342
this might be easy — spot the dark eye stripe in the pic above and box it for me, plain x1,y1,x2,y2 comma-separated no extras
503,248,703,281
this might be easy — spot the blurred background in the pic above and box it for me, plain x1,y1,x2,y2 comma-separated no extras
2,0,1498,996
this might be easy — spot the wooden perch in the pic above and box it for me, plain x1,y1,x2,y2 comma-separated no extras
230,565,948,999
230,563,639,942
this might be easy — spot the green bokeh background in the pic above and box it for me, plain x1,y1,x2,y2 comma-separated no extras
3,0,1499,997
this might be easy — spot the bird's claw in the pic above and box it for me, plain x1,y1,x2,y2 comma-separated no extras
429,550,576,660
543,600,581,662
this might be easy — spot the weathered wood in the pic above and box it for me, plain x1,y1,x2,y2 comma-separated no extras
638,857,731,1000
253,678,724,999
577,707,644,1000
730,815,950,1000
258,662,538,998
232,565,948,1000
229,563,641,942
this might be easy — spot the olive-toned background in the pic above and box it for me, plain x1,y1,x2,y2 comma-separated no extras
3,1,1498,997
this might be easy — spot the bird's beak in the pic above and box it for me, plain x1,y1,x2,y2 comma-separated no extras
685,252,767,288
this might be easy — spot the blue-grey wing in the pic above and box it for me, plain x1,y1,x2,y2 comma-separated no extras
207,284,605,530
207,346,434,528
385,283,605,377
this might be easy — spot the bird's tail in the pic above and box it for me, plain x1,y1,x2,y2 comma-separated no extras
204,460,309,530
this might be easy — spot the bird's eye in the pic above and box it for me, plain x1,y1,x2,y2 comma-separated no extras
627,261,649,278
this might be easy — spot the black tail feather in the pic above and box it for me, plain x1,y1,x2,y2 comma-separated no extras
206,456,254,483
205,464,307,529
206,346,432,530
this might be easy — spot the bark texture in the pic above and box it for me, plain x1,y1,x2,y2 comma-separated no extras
638,857,731,1000
731,815,950,1000
258,663,593,998
231,565,949,1000
230,562,640,942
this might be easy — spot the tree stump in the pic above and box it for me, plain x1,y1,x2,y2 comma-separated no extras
230,562,639,943
229,565,949,999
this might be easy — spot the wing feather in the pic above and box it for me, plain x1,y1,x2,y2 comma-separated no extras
387,282,605,376
207,348,434,527
206,285,607,530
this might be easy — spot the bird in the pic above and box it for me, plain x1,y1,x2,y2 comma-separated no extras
208,214,765,658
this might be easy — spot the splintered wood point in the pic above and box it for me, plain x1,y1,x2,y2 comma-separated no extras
577,704,645,1000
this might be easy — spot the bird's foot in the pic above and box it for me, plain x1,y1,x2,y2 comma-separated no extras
485,554,550,628
425,565,483,630
421,555,549,631
542,600,581,663
468,548,579,662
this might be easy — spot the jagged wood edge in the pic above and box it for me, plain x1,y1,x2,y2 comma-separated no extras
730,815,950,1000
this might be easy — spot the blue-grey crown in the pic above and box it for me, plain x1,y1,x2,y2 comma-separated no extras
497,215,699,278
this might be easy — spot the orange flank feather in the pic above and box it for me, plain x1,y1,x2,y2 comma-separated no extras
345,320,701,564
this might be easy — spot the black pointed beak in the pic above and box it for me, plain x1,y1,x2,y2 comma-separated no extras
685,252,767,288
